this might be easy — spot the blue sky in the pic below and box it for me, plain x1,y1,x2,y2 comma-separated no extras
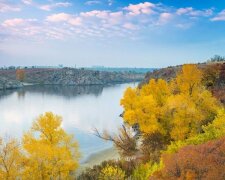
0,0,225,68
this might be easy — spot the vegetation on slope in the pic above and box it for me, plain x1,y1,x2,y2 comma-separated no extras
79,64,225,179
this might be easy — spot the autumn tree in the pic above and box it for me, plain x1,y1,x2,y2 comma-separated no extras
151,136,225,180
202,64,220,88
207,63,225,104
0,137,24,179
16,69,26,82
22,112,80,179
120,64,221,162
121,64,220,140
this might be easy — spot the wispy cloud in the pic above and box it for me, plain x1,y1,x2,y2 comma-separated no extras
211,10,225,21
85,1,102,6
108,0,113,6
157,12,173,25
39,2,72,11
22,0,71,11
0,1,21,13
176,7,213,17
2,18,25,27
0,2,216,41
21,0,32,5
123,22,138,30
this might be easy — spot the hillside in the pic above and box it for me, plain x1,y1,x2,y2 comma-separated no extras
141,62,225,104
0,68,145,90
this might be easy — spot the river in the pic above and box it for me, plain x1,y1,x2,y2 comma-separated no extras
0,82,136,160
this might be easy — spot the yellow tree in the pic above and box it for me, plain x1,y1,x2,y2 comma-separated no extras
0,137,24,179
22,112,80,179
167,64,219,140
172,64,203,96
121,64,221,142
121,79,170,135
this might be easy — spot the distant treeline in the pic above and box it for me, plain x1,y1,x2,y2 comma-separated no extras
85,67,157,73
0,65,64,70
208,55,225,62
1,66,156,74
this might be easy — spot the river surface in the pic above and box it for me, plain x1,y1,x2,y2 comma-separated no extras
0,83,136,161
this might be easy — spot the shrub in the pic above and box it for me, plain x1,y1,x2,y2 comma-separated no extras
151,136,225,180
99,164,126,180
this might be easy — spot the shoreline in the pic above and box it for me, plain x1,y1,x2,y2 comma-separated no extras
77,147,120,175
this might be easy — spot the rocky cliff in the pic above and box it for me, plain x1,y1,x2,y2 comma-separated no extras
0,77,23,90
0,68,145,90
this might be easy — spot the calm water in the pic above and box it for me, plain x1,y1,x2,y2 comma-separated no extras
0,83,136,160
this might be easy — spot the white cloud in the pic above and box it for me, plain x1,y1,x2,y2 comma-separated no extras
46,13,82,26
39,2,72,11
1,17,72,40
2,19,25,27
0,2,21,13
46,13,71,22
176,7,213,17
211,10,225,21
158,12,173,25
22,0,71,11
124,2,155,16
85,1,101,5
80,10,110,19
0,2,216,41
123,23,138,30
21,0,32,5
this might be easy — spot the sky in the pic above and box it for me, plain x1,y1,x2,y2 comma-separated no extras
0,0,225,68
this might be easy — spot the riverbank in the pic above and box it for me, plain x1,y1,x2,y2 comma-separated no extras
77,147,119,175
0,68,145,90
0,77,23,90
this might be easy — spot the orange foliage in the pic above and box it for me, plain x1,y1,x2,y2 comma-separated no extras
16,69,25,82
151,136,225,180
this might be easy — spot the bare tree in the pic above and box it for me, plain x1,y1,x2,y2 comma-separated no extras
93,125,139,160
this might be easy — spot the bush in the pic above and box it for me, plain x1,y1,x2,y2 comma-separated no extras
77,160,135,180
99,164,126,180
151,136,225,179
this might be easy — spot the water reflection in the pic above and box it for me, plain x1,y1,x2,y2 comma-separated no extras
17,85,104,99
0,83,136,159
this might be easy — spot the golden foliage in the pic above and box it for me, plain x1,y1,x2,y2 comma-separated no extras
0,137,24,179
22,112,80,180
121,64,221,141
99,164,126,180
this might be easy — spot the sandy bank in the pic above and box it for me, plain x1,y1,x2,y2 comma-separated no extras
77,147,119,175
